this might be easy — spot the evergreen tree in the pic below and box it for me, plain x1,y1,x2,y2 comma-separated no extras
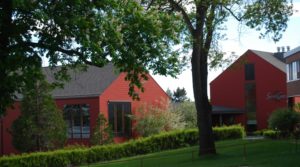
11,71,66,152
173,87,188,103
90,113,113,145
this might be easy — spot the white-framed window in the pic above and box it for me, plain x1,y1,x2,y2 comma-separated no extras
297,60,300,79
293,61,297,80
64,104,90,139
287,60,300,81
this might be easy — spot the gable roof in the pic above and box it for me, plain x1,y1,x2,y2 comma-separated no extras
43,64,119,99
250,50,286,73
284,45,300,58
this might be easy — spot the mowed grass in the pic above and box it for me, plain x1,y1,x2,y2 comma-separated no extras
82,139,300,167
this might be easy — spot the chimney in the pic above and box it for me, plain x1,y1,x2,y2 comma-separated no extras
281,46,285,52
277,47,281,52
287,46,290,52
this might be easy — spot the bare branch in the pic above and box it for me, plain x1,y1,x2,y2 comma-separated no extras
223,5,242,21
14,42,97,66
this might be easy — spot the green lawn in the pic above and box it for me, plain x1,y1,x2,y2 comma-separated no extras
82,139,300,167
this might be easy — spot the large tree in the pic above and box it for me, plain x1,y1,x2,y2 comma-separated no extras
1,1,185,155
0,0,184,116
141,0,293,155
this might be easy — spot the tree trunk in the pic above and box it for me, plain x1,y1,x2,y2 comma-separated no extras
191,41,216,155
0,0,13,155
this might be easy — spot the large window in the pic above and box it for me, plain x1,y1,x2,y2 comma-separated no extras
245,83,257,131
108,102,131,137
287,60,300,81
64,104,90,139
245,64,255,80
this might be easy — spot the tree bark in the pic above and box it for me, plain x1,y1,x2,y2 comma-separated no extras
191,39,216,155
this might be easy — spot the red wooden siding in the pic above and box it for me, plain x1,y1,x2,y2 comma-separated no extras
210,50,287,130
99,73,169,142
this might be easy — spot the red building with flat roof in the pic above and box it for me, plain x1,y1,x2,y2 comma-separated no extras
285,46,300,107
1,64,168,155
210,50,287,132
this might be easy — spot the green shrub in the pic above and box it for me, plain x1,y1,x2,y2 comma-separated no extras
213,125,245,140
268,108,300,136
263,130,278,139
172,102,197,128
0,125,245,167
132,101,185,137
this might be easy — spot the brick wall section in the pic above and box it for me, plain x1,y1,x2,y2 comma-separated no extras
286,52,300,63
287,80,300,97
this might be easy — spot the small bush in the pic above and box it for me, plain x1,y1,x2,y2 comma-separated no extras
0,125,245,167
268,108,300,136
253,130,264,136
263,130,278,139
90,113,113,145
213,124,246,140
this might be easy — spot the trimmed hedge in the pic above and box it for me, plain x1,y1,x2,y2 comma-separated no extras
0,124,245,167
263,130,279,139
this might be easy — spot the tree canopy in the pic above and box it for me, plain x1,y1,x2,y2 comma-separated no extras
0,0,185,116
141,0,293,155
167,87,189,103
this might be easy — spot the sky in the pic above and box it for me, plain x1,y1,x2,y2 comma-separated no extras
153,1,300,101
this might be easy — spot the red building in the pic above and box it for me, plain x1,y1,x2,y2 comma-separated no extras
1,64,168,155
210,50,287,132
285,46,300,107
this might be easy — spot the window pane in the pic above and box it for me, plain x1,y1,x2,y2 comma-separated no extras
108,102,131,137
245,83,256,112
245,64,255,80
108,103,115,134
117,104,123,134
289,63,293,80
63,104,90,139
293,62,297,80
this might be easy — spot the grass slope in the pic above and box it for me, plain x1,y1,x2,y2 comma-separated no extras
82,139,300,167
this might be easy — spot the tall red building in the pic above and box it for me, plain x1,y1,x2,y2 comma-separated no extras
285,46,300,107
1,64,168,155
210,50,287,131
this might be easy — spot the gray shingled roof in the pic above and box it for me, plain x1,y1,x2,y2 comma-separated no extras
284,45,300,58
43,64,119,99
250,50,286,73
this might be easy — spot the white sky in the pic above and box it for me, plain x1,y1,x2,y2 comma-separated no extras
153,1,300,101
